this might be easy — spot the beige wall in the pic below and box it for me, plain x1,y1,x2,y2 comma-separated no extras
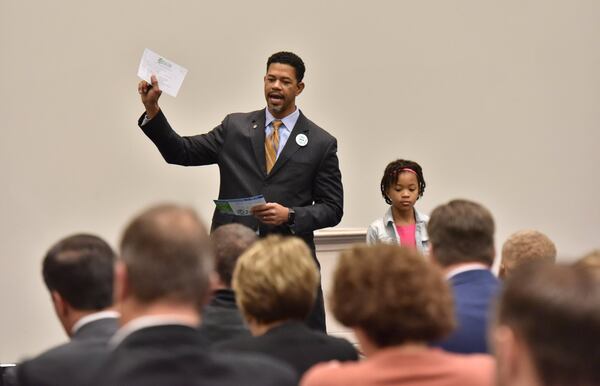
2,0,600,362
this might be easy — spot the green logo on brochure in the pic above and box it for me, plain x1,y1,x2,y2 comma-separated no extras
158,58,172,68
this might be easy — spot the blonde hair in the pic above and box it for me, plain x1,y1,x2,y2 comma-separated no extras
501,230,556,279
232,235,319,324
574,250,600,278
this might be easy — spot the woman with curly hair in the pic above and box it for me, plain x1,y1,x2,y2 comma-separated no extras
301,244,494,386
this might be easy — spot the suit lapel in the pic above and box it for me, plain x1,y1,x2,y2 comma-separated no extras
268,112,309,177
249,111,267,178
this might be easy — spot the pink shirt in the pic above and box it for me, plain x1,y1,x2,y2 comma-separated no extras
301,347,495,386
396,224,417,248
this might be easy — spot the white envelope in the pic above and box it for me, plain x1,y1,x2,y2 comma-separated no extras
137,48,188,97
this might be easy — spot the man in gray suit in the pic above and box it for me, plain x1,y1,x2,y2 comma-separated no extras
16,234,118,386
137,51,344,331
92,204,296,386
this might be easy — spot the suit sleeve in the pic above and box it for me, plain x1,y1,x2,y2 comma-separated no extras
293,138,343,234
3,366,18,386
14,362,32,386
138,110,227,166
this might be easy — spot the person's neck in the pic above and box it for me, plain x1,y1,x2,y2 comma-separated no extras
211,281,228,292
248,319,287,336
354,327,427,357
443,262,490,277
392,206,415,226
63,309,103,338
268,106,296,120
118,298,200,327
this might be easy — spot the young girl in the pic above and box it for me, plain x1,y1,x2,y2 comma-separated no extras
366,159,429,254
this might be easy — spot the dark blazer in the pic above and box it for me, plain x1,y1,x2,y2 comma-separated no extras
139,109,344,251
16,317,118,386
198,289,251,346
439,269,500,354
92,324,297,386
215,321,359,377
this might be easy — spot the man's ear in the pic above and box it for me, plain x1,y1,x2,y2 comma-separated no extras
197,272,219,309
499,262,507,279
114,261,129,304
427,245,438,264
208,271,220,292
493,325,521,385
51,291,68,319
51,291,76,337
296,81,305,96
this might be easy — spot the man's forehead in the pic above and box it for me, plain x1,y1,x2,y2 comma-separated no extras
266,63,297,78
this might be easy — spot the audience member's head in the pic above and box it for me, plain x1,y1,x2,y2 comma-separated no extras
42,233,116,336
117,204,212,323
493,263,600,386
500,230,556,279
427,199,495,268
574,249,600,278
232,235,318,332
331,244,454,354
210,224,257,288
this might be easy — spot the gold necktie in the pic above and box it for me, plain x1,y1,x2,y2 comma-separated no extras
265,120,281,173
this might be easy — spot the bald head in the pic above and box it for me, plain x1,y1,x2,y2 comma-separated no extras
120,204,212,305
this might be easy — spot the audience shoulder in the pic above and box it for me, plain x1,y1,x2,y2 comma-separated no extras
449,353,495,386
301,361,355,386
215,350,298,386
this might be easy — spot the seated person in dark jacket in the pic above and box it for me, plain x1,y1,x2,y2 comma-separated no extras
91,204,297,386
199,223,256,345
216,235,358,377
16,234,119,386
428,199,501,354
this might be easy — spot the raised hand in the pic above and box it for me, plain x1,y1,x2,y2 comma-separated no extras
138,75,162,119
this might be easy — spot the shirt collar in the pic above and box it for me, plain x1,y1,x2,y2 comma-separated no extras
109,314,198,347
265,107,300,132
384,207,395,225
71,310,119,335
445,263,490,280
384,207,427,225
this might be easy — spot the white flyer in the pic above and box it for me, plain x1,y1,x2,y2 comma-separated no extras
213,195,267,216
137,48,188,97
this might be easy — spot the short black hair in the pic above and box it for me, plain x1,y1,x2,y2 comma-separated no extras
43,234,116,310
380,159,426,205
267,51,305,82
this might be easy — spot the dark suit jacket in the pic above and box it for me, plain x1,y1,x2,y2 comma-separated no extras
92,324,297,386
16,317,118,386
215,321,358,377
139,109,344,251
198,289,251,346
439,269,500,354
